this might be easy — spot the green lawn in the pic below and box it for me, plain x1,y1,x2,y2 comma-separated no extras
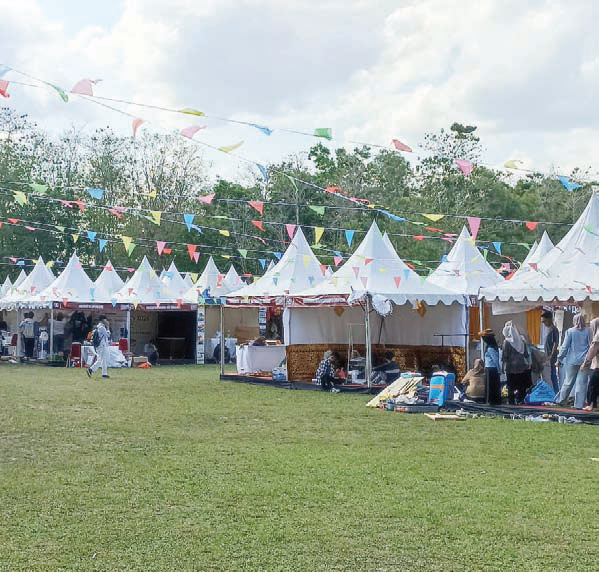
1,365,598,571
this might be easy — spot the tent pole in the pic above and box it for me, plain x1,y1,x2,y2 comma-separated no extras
49,305,54,358
126,308,131,355
219,304,225,375
365,295,372,387
465,302,470,370
16,307,22,358
479,299,489,404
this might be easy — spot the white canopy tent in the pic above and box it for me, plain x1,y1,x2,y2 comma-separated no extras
288,222,466,382
94,260,125,303
114,256,171,306
426,226,504,295
0,258,55,310
161,261,190,301
0,276,11,298
194,256,221,297
13,269,27,289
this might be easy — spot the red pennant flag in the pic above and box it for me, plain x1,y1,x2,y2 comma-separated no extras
156,240,166,255
352,267,360,278
248,201,264,215
413,235,425,241
177,299,183,308
285,224,296,239
59,199,73,208
217,274,224,287
406,263,415,270
391,139,412,152
127,268,135,273
71,200,85,213
586,284,593,293
62,297,68,307
333,256,343,266
320,264,327,275
197,193,215,204
0,222,3,230
109,206,126,218
251,220,264,232
163,248,172,255
187,244,197,260
325,186,341,194
7,218,20,224
425,227,444,233
364,258,373,265
525,221,538,231
529,262,538,271
394,276,401,287
0,79,10,98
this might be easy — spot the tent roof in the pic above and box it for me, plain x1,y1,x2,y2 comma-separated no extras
293,221,462,307
161,261,189,300
1,276,12,297
13,269,27,288
0,258,55,308
182,272,195,289
195,256,221,294
481,193,599,302
226,227,326,300
426,226,504,295
35,253,95,304
114,256,171,304
94,260,125,303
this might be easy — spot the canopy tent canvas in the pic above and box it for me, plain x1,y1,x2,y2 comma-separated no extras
193,256,221,297
160,261,189,301
1,276,11,297
13,269,28,289
0,258,55,309
94,260,125,303
182,272,195,289
226,227,326,304
481,193,599,307
426,226,504,296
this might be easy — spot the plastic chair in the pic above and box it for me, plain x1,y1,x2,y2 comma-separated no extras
118,338,128,352
8,333,18,357
69,342,82,368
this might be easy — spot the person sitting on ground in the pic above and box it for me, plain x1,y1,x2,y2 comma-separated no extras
144,340,159,366
372,351,401,384
460,358,486,402
315,350,342,392
213,342,231,364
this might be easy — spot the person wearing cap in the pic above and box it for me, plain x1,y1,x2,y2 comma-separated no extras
480,328,501,405
541,310,560,393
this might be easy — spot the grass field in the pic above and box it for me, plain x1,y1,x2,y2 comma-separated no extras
1,364,598,571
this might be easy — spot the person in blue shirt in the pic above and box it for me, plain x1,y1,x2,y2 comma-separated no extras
555,313,590,409
480,328,501,404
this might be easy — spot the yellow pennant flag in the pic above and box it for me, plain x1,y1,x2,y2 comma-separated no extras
46,261,54,268
149,210,162,226
122,236,132,252
72,233,79,243
218,141,244,153
146,189,157,199
314,226,324,243
133,300,139,310
13,191,28,205
219,230,230,237
221,255,231,259
190,273,199,282
303,254,311,269
179,108,205,117
423,214,444,222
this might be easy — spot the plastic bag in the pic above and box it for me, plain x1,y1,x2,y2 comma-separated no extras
524,380,555,405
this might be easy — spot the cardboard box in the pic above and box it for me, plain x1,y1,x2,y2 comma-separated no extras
132,356,148,366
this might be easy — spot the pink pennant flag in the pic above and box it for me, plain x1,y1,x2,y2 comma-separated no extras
413,235,425,241
25,226,36,231
248,201,264,215
352,266,360,278
197,193,215,205
586,284,593,294
391,139,412,152
132,118,144,138
193,251,200,263
217,274,224,287
72,200,85,213
285,224,296,239
0,79,10,98
455,159,474,176
467,217,481,240
529,262,538,271
127,268,135,273
109,206,127,218
62,297,68,307
177,299,183,308
393,276,401,288
525,221,538,231
104,264,113,271
70,79,96,96
320,264,327,276
187,244,197,260
180,126,205,139
251,220,264,232
360,276,368,287
156,240,166,255
59,199,73,208
364,258,373,265
333,256,343,267
7,218,20,224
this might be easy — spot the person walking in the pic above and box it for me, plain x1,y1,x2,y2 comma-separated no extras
541,310,560,393
580,317,599,411
554,313,590,409
502,321,532,405
87,315,111,379
480,328,501,405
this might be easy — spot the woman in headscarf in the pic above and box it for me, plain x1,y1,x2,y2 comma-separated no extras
555,313,590,409
480,328,501,404
501,321,532,405
581,317,599,410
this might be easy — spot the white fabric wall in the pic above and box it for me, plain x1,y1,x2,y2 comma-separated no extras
206,307,259,340
284,302,466,347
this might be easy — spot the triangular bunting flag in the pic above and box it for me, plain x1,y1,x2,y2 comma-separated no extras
285,224,296,239
345,229,355,247
132,118,144,137
98,239,107,252
314,227,324,244
308,205,325,215
149,210,162,225
156,241,166,255
183,214,194,231
248,201,264,215
187,244,197,260
467,217,481,240
251,220,264,232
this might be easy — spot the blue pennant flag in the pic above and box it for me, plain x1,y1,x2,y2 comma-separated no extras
86,231,97,242
345,230,355,247
492,242,502,255
378,209,407,222
273,277,279,285
191,224,203,234
98,239,108,252
249,123,273,136
441,254,448,262
258,259,266,269
256,164,269,183
274,252,282,260
558,176,582,191
403,268,410,281
183,214,195,231
86,188,104,200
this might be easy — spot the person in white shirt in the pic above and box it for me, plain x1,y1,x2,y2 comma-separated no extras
52,312,66,355
87,315,111,379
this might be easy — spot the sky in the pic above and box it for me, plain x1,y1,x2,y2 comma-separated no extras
2,0,599,182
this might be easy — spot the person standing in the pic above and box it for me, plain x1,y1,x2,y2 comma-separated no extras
87,315,111,379
555,313,590,409
52,312,65,356
581,317,599,411
69,310,87,343
502,321,532,405
480,328,501,405
19,311,36,360
541,310,560,393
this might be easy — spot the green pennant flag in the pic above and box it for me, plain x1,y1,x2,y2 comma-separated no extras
238,249,248,258
55,225,65,233
179,108,205,116
50,84,68,102
314,128,332,140
308,205,325,215
29,183,48,194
